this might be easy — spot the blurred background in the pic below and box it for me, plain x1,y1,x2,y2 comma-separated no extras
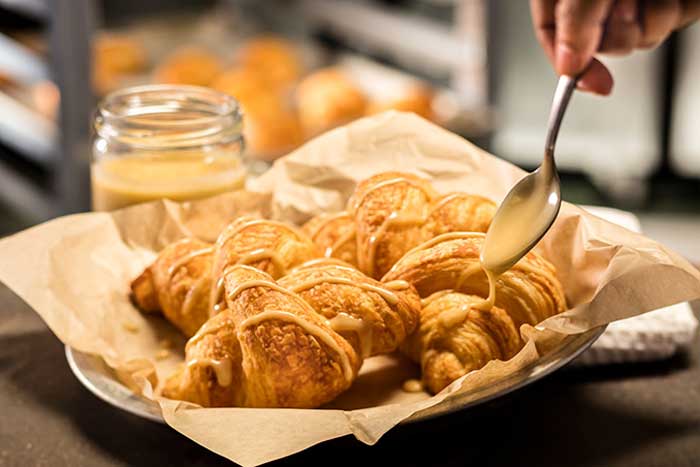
0,0,697,261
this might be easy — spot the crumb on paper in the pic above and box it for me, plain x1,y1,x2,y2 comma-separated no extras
402,379,424,393
159,338,173,349
122,321,139,333
155,349,170,360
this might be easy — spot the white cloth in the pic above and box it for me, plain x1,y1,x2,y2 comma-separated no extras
574,206,698,365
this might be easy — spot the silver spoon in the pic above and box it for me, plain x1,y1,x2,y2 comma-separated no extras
480,75,578,275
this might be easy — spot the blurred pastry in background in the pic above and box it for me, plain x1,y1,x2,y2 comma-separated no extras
236,36,303,91
366,84,435,121
212,67,302,159
295,68,367,137
153,47,223,87
93,33,148,95
243,94,303,160
212,67,275,104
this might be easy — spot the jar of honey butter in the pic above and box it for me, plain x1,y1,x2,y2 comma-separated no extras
91,85,246,211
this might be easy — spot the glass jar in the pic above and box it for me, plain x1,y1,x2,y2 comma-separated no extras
91,85,246,211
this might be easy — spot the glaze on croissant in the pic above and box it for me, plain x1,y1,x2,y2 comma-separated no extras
402,291,520,394
279,258,421,357
302,212,358,267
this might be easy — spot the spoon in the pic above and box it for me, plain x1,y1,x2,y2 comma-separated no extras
480,75,578,275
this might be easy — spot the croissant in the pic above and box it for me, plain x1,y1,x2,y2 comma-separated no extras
302,212,358,267
163,265,361,407
422,192,496,238
402,291,520,394
304,173,497,280
131,238,214,337
346,172,438,278
211,215,321,284
383,232,566,329
164,259,421,407
383,232,567,393
209,216,321,315
279,258,421,357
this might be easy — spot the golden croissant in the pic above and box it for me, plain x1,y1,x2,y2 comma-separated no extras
402,291,521,394
383,232,567,393
209,216,321,313
304,172,497,279
131,216,320,336
163,260,421,407
131,238,214,337
383,232,566,329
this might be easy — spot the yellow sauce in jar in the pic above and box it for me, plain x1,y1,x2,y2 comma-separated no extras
91,151,245,211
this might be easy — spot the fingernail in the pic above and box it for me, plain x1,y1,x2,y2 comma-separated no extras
555,43,580,76
577,80,611,96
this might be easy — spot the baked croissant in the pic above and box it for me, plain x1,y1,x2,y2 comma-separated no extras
163,265,361,407
347,172,438,279
164,260,421,407
209,216,321,314
402,291,520,394
422,192,496,238
131,171,568,405
383,232,567,393
383,232,566,328
279,258,421,357
131,238,214,337
302,212,358,267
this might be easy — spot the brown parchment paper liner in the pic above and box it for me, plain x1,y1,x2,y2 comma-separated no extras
0,112,699,466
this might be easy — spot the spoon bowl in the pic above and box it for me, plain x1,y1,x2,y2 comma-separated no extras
481,75,576,274
481,166,561,275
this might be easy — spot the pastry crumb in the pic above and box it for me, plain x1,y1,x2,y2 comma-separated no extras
159,338,173,349
402,378,424,393
122,322,139,333
155,349,170,360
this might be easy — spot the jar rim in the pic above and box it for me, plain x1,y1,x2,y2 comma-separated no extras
95,84,243,150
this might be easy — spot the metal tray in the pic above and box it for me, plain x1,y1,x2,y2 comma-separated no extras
65,325,605,425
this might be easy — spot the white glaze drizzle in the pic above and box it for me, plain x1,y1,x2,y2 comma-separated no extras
329,312,373,358
239,310,354,382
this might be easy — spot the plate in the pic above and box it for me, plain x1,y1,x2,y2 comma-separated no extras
65,325,605,425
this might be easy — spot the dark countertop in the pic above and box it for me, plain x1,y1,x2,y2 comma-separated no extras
2,283,699,467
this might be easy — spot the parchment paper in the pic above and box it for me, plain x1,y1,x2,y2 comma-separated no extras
1,112,699,467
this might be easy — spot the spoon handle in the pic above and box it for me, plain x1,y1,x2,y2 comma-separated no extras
543,75,578,175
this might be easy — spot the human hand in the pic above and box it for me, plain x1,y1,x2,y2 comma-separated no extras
530,0,700,95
